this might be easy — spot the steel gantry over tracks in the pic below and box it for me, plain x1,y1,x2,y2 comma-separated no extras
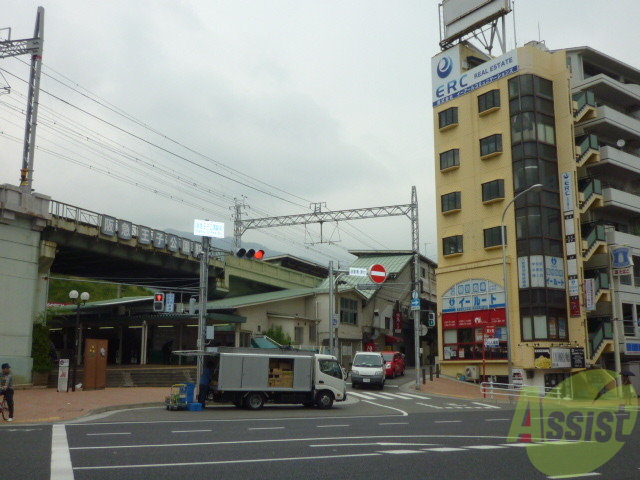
234,186,424,388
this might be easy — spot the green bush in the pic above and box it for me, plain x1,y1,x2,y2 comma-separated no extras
32,316,53,373
264,325,292,346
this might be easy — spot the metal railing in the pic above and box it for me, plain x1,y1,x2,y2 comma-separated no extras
481,382,565,401
579,178,602,207
583,224,605,255
573,90,596,115
589,320,613,359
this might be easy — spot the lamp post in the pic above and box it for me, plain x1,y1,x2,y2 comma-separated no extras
501,183,543,386
69,289,90,392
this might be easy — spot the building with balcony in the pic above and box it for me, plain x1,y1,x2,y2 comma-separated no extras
568,47,640,370
433,39,640,388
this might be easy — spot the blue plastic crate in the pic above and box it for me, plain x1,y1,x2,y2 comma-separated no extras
187,402,203,411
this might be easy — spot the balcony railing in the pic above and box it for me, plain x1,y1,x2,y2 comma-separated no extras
579,177,602,208
573,90,596,114
589,320,613,360
583,224,606,255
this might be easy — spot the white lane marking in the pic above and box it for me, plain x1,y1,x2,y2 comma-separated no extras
172,429,213,433
71,434,512,451
51,424,74,480
248,427,285,431
87,432,131,436
484,418,511,422
73,453,381,470
362,400,408,416
378,422,409,426
387,393,420,400
465,445,507,449
472,402,501,409
434,420,462,424
378,450,423,454
423,447,467,452
310,442,437,448
347,391,377,400
317,424,349,428
547,473,601,479
417,402,442,409
502,443,543,448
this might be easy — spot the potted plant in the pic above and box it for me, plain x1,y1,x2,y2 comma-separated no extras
31,315,53,386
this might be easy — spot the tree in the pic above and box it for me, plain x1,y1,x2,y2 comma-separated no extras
264,325,292,346
32,313,54,373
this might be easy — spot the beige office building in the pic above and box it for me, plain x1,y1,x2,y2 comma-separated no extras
432,40,640,390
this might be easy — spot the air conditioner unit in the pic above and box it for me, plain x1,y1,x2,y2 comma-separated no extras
464,366,479,381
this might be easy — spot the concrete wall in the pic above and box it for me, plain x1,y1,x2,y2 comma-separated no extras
0,185,52,383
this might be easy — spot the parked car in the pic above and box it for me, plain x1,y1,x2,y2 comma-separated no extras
381,351,405,378
350,351,385,389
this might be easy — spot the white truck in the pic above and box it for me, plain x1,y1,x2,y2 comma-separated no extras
178,347,347,410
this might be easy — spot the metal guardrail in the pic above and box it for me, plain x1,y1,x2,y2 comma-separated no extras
480,382,565,401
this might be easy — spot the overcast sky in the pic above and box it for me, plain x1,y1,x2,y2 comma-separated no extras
2,1,639,267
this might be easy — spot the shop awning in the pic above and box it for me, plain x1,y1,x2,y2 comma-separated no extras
385,335,403,343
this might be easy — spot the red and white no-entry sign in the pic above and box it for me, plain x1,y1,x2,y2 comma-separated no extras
368,264,387,284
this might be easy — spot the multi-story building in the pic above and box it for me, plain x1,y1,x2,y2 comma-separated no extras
432,40,640,389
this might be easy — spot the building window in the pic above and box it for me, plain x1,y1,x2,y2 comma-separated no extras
439,107,458,129
480,134,502,157
340,298,358,325
483,226,503,248
443,235,463,255
478,89,500,113
294,326,304,344
521,315,568,341
440,149,460,170
441,191,461,212
482,179,505,202
309,324,317,343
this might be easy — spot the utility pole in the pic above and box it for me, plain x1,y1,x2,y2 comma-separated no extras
0,7,44,193
231,196,247,249
196,236,210,399
328,261,334,357
411,187,421,389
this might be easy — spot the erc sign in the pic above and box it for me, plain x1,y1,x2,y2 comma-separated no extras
431,45,518,107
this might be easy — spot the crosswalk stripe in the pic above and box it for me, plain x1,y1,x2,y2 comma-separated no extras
394,393,428,399
390,393,421,400
348,391,376,400
365,392,397,400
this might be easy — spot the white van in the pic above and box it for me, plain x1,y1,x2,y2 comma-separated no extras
350,351,385,389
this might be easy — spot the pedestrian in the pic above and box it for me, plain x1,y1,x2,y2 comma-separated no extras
198,360,213,407
621,373,635,404
1,363,14,421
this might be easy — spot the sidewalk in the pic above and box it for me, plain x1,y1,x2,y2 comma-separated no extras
413,375,484,399
3,387,166,425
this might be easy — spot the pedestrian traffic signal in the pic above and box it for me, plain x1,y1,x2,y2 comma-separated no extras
235,248,265,259
427,312,436,327
153,292,165,312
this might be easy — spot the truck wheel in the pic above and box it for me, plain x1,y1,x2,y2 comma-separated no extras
316,391,334,410
244,393,265,410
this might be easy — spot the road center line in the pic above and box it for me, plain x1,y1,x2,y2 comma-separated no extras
547,473,601,479
484,418,511,422
171,429,213,433
248,427,285,431
317,424,349,428
50,424,74,480
87,432,131,436
434,420,462,424
73,453,381,471
378,422,409,425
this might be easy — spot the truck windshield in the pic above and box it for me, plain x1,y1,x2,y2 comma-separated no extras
354,355,382,367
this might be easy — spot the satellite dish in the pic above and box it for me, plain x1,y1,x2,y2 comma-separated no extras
617,139,626,148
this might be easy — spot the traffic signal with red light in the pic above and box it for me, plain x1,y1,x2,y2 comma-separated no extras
153,292,165,312
235,248,265,259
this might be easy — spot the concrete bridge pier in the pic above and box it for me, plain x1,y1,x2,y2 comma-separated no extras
0,184,52,383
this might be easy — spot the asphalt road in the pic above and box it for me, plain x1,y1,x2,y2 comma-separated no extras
3,374,640,480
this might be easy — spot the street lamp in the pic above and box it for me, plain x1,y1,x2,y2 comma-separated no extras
501,183,543,386
69,289,90,392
